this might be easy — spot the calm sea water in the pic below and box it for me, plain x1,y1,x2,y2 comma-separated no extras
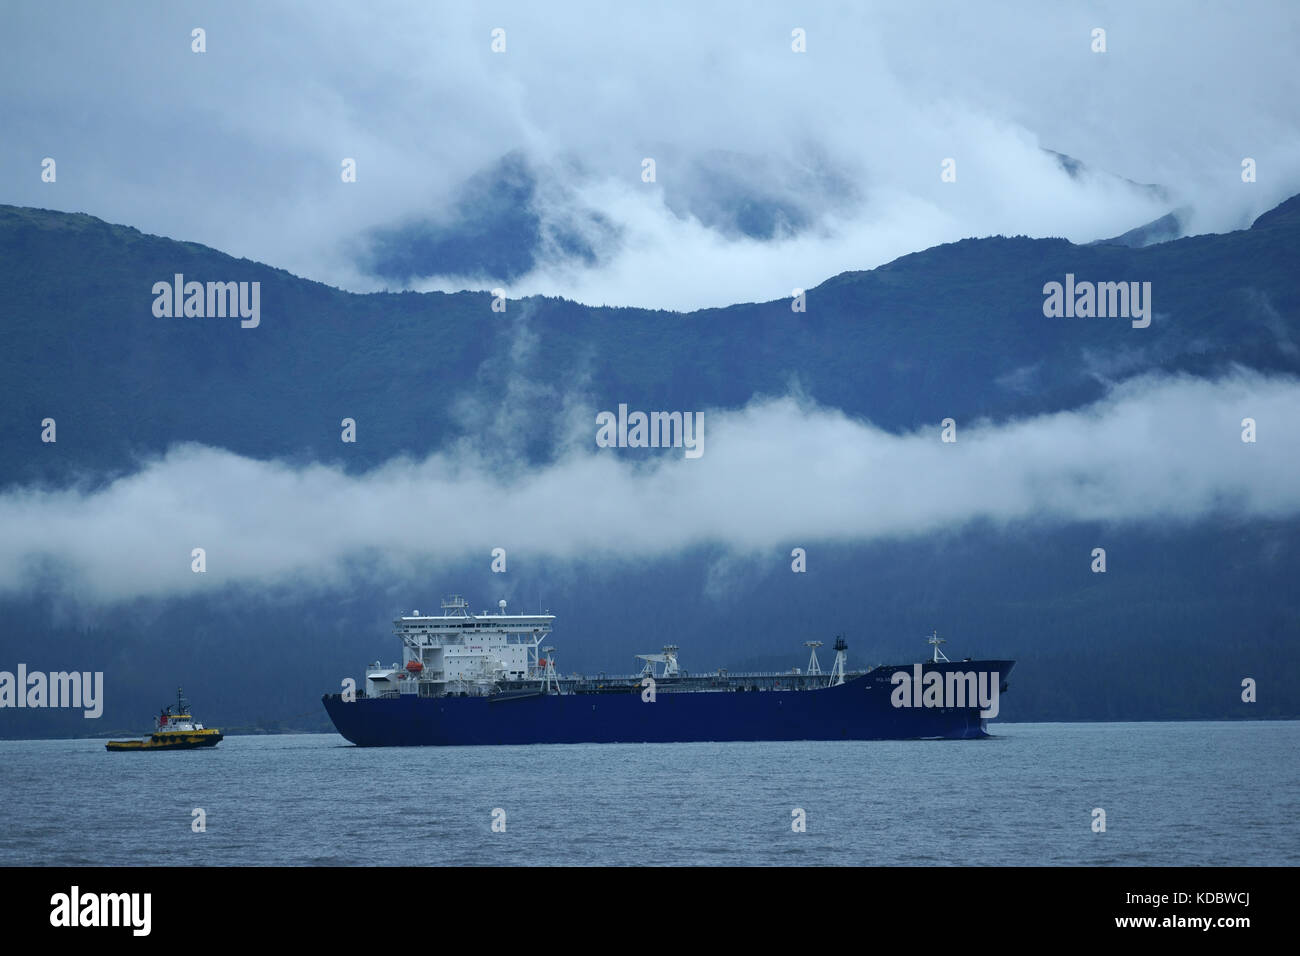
1,721,1296,866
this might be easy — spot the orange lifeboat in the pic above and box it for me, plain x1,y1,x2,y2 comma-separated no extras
405,660,424,673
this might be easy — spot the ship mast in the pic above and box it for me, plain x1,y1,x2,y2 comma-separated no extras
803,641,823,676
540,646,558,694
928,631,950,663
828,636,847,686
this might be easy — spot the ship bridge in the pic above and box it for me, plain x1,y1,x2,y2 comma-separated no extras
366,596,555,698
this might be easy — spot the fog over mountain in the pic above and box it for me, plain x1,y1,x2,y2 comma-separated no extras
1,371,1296,605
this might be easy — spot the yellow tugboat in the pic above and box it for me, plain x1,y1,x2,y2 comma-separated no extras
106,687,223,751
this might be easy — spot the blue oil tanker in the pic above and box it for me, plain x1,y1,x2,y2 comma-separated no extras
322,595,1015,746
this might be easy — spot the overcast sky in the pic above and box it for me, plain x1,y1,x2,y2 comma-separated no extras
2,0,1299,309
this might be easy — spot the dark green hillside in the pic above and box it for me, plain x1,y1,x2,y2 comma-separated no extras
2,198,1298,485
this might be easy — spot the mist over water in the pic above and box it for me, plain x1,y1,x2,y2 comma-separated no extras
3,721,1295,866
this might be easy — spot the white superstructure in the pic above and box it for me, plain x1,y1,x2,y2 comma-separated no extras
365,595,555,699
354,592,868,702
154,687,206,731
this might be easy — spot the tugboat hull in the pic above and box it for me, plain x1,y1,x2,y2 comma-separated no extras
106,730,223,751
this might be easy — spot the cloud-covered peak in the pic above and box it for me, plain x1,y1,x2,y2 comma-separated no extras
2,2,1297,309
